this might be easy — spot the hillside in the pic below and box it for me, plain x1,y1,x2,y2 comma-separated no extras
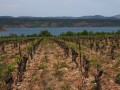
1,18,120,28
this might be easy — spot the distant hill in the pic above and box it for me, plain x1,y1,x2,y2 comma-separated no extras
112,15,120,19
17,16,38,18
79,15,106,19
0,16,13,18
0,15,120,19
0,15,120,27
77,15,120,19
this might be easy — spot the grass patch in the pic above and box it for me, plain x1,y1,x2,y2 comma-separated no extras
32,73,36,76
34,77,39,81
7,62,16,71
114,73,120,84
0,63,7,79
53,62,67,69
38,64,48,69
9,55,16,59
58,62,68,69
91,59,100,68
0,56,7,62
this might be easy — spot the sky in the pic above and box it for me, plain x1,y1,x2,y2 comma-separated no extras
0,0,120,17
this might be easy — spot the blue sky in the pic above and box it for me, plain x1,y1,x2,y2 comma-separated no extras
0,0,120,17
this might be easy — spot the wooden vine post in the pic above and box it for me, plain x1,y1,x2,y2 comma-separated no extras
18,41,22,57
78,35,83,90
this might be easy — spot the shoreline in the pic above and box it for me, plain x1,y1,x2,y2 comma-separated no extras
0,29,8,32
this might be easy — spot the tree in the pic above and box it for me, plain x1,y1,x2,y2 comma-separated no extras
81,30,89,35
116,30,120,34
20,34,25,37
88,31,94,35
38,30,52,37
59,32,66,36
65,31,75,36
59,31,75,36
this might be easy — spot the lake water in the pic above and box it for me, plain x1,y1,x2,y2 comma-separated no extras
0,27,120,36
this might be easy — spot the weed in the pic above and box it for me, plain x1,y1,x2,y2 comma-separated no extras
91,59,100,68
114,73,120,84
58,62,67,69
34,77,39,81
38,64,48,69
53,62,67,69
15,55,21,62
9,55,16,59
0,56,7,62
7,62,16,71
0,63,7,79
32,73,36,76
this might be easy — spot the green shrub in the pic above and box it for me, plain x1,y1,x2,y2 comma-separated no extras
59,62,67,69
27,45,33,52
9,55,16,58
0,64,6,79
91,59,100,68
34,77,39,81
0,56,7,62
53,62,67,70
7,62,16,71
15,55,21,62
38,30,52,37
114,73,120,84
38,64,48,69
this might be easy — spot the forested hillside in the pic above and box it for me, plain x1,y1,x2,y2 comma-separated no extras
1,18,120,28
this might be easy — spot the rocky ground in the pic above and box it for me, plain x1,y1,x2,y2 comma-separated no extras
11,38,120,90
0,38,120,90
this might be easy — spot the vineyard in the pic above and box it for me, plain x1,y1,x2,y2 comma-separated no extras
0,34,120,90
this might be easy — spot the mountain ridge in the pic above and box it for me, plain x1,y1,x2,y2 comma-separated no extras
0,15,120,19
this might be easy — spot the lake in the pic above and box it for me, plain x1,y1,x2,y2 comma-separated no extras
0,27,120,36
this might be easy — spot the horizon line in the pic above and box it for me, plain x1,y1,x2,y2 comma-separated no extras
0,14,120,17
